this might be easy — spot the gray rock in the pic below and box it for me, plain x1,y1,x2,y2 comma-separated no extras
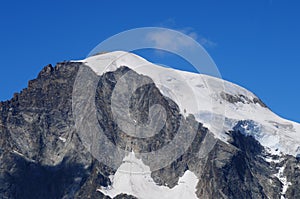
0,62,298,199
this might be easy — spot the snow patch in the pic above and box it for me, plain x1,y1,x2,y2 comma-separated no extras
12,150,25,157
264,155,284,164
11,150,36,163
97,152,199,199
58,137,67,143
274,164,292,199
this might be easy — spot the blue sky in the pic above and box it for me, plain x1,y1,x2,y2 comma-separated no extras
0,0,299,122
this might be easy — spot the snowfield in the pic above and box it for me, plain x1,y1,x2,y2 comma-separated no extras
97,152,199,199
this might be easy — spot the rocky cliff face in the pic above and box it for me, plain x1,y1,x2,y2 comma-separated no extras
0,61,299,199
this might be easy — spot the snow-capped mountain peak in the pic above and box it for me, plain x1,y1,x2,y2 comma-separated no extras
80,51,300,157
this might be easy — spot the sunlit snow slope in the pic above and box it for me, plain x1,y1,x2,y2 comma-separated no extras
78,51,300,157
96,152,199,199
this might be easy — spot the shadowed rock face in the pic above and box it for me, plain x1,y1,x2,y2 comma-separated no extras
0,62,298,199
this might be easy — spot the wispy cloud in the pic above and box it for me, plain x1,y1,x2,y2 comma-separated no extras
148,21,217,50
147,30,196,51
179,27,217,48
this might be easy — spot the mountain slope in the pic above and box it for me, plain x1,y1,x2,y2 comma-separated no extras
0,51,299,199
81,51,300,157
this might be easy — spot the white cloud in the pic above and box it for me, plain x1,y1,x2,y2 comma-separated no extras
147,30,195,51
198,37,217,48
179,27,217,48
146,26,216,52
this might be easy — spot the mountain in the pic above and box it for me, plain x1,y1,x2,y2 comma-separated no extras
0,51,299,199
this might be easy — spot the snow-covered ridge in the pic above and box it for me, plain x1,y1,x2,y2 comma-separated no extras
77,51,300,157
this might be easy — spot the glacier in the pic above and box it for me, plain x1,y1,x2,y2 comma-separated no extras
78,51,300,157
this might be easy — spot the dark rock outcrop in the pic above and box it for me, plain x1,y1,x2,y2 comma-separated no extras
220,92,267,108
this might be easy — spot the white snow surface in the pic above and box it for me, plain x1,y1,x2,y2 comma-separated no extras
59,137,67,143
274,164,292,199
97,152,199,199
78,51,300,157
